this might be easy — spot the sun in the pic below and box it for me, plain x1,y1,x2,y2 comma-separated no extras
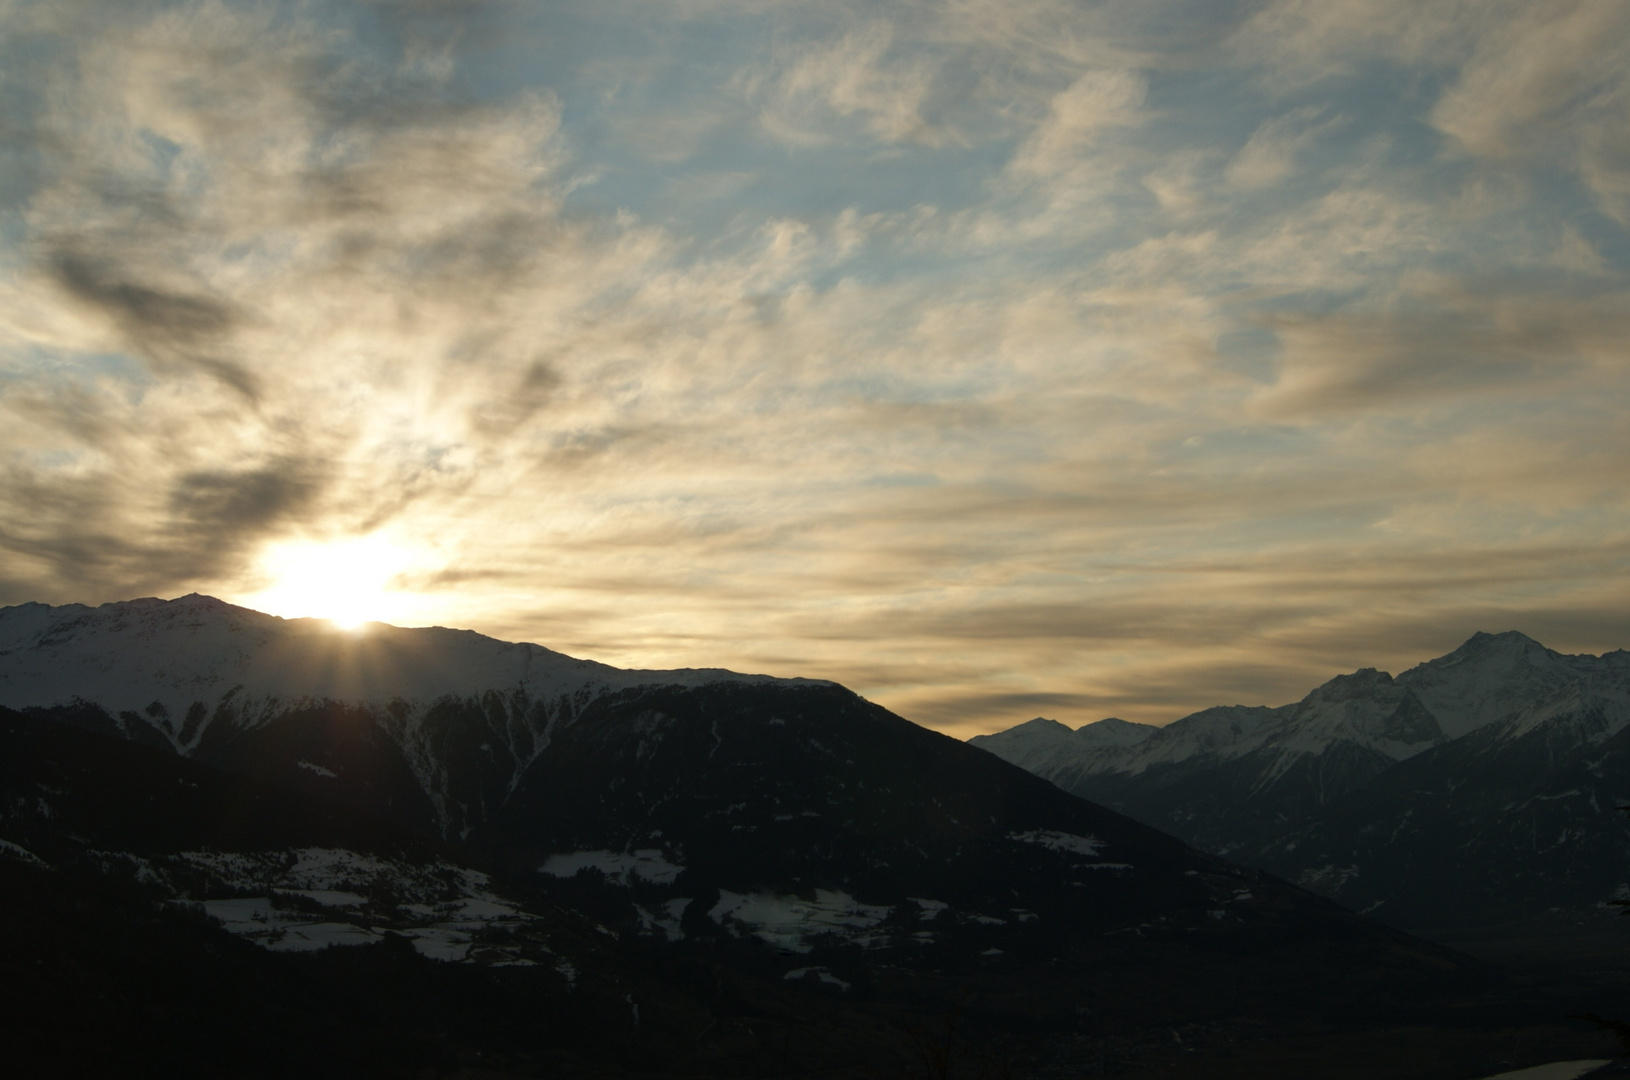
242,535,418,630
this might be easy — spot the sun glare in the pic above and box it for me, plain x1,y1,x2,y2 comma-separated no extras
242,535,419,630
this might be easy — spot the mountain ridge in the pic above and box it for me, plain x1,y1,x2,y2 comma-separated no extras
4,595,1606,1077
0,594,830,838
970,630,1630,931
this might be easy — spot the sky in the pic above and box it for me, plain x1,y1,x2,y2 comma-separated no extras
1,0,1628,737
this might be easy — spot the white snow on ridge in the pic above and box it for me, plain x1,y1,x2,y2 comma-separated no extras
0,595,836,837
971,632,1630,792
1397,632,1629,741
0,595,831,754
968,717,1157,777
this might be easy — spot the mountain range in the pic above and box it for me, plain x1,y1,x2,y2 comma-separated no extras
970,631,1630,932
0,594,1538,1077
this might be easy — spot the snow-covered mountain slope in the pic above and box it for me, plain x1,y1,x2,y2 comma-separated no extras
0,595,825,837
0,595,815,744
977,633,1630,807
979,634,1630,797
966,716,1157,776
1394,631,1630,739
971,632,1630,930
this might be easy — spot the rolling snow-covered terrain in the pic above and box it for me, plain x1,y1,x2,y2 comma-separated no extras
972,632,1630,930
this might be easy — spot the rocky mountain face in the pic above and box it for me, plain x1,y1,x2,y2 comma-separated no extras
971,632,1630,932
0,595,1494,1077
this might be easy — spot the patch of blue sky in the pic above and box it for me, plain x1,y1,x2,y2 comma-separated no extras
14,447,86,471
0,24,65,242
2,345,152,393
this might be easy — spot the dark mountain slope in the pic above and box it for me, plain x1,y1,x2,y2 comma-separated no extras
486,679,1274,940
0,702,1521,1079
0,707,923,1078
1244,695,1630,932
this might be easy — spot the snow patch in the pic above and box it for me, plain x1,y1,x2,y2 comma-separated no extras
909,897,948,921
708,889,890,953
160,847,545,965
784,965,851,990
1007,829,1105,857
635,897,691,941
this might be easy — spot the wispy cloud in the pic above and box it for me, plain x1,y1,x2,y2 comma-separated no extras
0,0,1626,735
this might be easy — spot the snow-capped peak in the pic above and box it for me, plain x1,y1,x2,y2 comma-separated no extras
0,595,827,755
971,632,1630,797
1075,717,1159,748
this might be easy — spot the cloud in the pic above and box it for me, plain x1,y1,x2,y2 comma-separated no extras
1227,0,1490,86
1009,69,1146,177
752,22,955,147
0,0,1627,738
47,252,257,398
1235,0,1630,223
1248,291,1627,419
1224,106,1334,189
1431,0,1630,223
169,460,327,538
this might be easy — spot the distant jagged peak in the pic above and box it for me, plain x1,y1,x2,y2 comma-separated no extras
1299,667,1397,705
970,715,1159,753
1444,629,1553,661
1396,630,1616,740
1013,717,1075,734
1075,716,1159,747
1159,703,1284,738
968,717,1080,750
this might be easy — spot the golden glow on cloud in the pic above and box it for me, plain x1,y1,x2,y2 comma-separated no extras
0,0,1627,737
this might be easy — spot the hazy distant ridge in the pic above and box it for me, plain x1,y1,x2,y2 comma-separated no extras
972,632,1630,931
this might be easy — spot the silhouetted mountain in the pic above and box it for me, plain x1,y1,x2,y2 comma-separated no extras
973,632,1630,931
